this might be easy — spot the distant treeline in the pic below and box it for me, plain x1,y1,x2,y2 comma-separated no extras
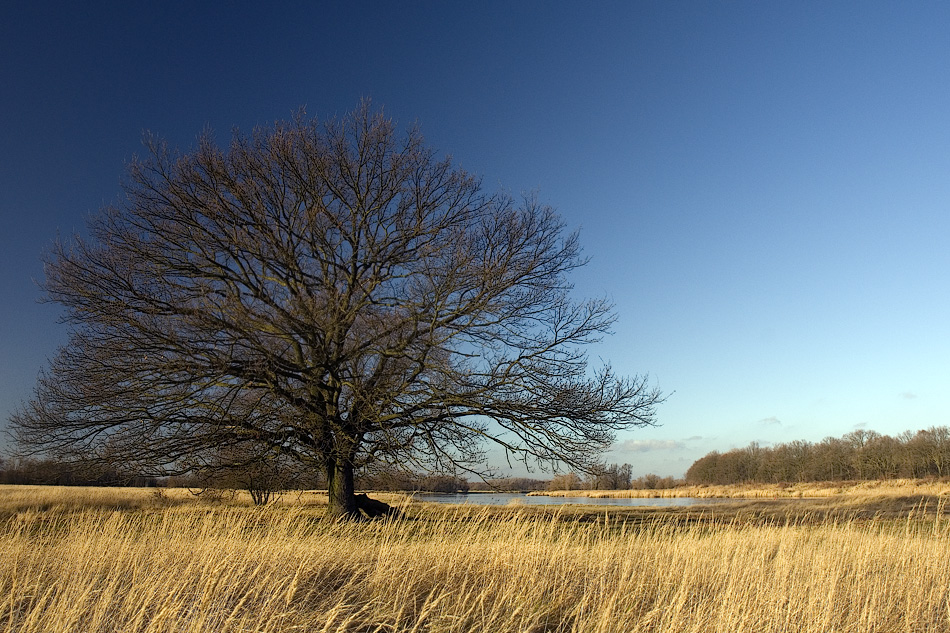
0,456,681,493
547,464,680,491
0,457,534,492
19,424,950,494
0,457,161,487
686,426,950,485
358,469,550,493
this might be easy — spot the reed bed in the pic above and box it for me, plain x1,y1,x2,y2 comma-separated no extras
1,486,949,632
538,477,950,499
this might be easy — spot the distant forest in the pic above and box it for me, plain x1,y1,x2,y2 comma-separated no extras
0,456,666,493
686,426,950,485
6,425,948,491
0,455,546,493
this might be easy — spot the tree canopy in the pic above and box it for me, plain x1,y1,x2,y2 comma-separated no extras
12,103,661,518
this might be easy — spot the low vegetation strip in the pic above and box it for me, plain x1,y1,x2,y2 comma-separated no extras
536,478,950,499
1,485,949,632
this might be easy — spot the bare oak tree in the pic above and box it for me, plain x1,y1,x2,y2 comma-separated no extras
12,103,661,518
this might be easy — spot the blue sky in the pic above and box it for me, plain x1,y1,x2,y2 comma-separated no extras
2,2,949,477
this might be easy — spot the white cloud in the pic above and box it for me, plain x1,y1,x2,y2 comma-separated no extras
616,439,685,453
757,416,782,427
900,391,918,400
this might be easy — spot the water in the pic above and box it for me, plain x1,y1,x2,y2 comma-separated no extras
412,492,741,507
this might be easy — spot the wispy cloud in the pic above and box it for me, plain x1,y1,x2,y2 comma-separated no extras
616,439,685,453
757,416,782,427
900,391,917,400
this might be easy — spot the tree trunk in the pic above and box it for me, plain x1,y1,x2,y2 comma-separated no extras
326,458,358,519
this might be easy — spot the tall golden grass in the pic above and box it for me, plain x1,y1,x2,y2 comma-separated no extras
1,485,949,632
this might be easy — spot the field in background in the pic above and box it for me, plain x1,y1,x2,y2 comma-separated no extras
539,477,950,499
2,484,949,632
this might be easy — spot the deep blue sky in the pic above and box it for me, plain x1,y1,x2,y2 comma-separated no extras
2,2,949,477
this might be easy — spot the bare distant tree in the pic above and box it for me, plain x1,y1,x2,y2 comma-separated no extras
548,472,583,491
11,103,662,518
588,462,632,489
908,427,950,478
196,442,296,505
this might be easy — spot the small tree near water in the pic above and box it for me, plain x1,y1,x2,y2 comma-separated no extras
12,103,662,519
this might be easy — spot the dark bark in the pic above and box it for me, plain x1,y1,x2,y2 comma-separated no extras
326,457,358,519
326,457,401,520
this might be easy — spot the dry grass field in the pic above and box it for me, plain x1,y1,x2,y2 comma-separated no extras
2,484,949,632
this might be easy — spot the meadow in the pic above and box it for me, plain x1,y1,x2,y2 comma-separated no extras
2,484,949,632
